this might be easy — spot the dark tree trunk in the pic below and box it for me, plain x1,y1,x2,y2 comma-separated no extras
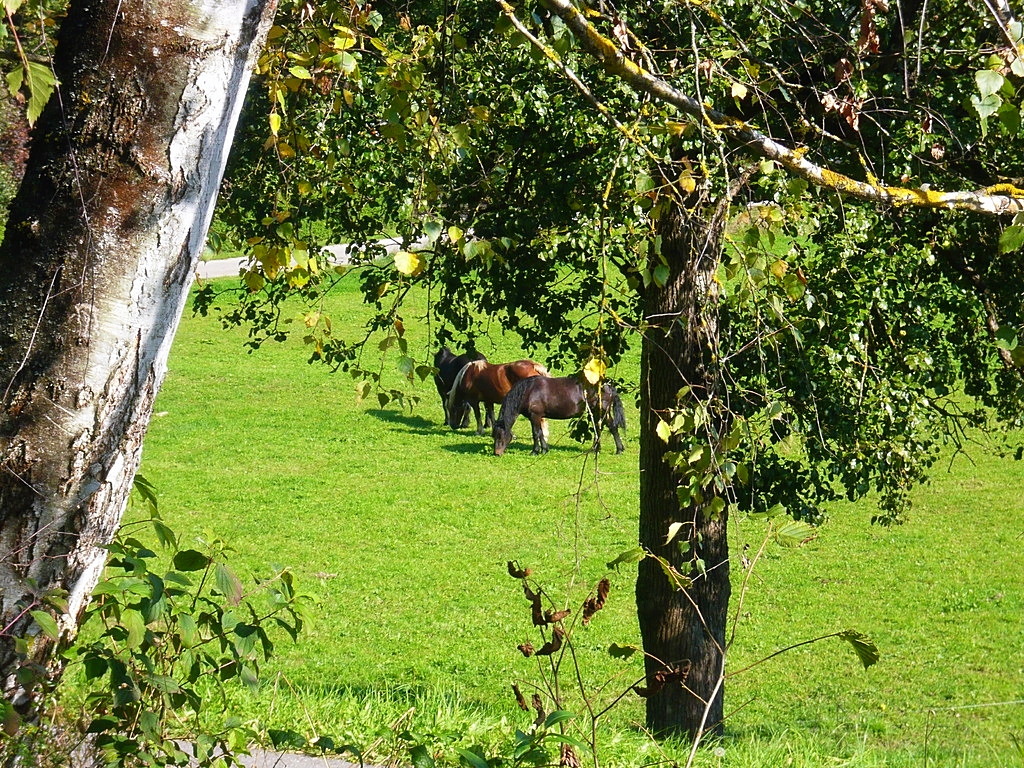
636,193,730,739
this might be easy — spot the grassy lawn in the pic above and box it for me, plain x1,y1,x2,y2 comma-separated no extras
127,272,1024,767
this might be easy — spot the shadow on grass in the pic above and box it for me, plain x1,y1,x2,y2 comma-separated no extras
449,441,583,457
366,408,439,435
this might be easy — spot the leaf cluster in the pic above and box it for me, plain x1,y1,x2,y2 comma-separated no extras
60,485,311,767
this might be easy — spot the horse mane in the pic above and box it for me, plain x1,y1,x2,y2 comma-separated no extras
534,362,550,377
446,359,486,417
495,375,536,435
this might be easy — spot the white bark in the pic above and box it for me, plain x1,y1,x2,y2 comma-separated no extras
0,0,278,718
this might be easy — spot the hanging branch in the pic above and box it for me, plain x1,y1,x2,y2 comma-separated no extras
532,0,1024,217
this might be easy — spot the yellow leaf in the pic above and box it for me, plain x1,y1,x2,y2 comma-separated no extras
583,357,606,384
333,27,357,51
269,112,281,136
394,250,424,276
731,81,748,100
656,419,672,443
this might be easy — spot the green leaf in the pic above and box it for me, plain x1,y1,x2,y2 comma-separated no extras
30,610,59,640
122,609,147,649
543,733,589,750
976,69,1005,98
544,710,575,728
998,101,1021,136
178,613,198,647
606,547,645,570
239,663,259,691
664,521,685,544
838,629,880,669
288,65,312,80
173,549,210,572
410,744,436,768
999,225,1024,253
397,355,416,379
608,643,640,658
139,710,160,738
995,325,1019,351
144,673,181,694
6,67,22,98
773,519,816,547
971,94,1001,130
269,729,308,750
12,61,57,126
423,220,443,244
82,655,108,680
653,263,670,287
456,747,490,768
215,563,244,606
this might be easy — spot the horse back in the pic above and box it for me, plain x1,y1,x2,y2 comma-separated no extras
506,359,548,381
515,376,582,419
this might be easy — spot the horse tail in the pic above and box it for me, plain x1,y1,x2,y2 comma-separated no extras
447,361,476,418
607,384,626,431
497,376,535,433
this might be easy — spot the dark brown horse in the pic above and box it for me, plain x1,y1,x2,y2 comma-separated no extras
492,375,626,456
433,346,486,428
447,358,550,435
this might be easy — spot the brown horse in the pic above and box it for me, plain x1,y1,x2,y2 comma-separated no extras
447,358,550,435
492,375,626,456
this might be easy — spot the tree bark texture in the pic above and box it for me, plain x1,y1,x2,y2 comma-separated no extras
0,0,276,723
636,195,730,739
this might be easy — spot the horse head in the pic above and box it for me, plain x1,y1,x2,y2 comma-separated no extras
434,346,455,368
493,423,512,456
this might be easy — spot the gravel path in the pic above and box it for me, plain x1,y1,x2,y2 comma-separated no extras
195,238,416,280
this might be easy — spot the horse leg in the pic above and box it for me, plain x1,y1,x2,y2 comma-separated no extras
473,401,486,436
484,402,495,430
531,415,548,455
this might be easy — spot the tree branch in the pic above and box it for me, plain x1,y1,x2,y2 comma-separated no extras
536,0,1024,216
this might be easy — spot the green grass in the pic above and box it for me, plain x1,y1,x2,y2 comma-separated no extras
121,273,1024,767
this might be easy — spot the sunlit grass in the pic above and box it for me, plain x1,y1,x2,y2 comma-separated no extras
121,272,1024,767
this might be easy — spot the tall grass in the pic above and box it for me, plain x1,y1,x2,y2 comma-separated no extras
126,273,1024,767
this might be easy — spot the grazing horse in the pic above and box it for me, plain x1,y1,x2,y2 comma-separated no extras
493,375,626,456
447,358,550,435
434,346,486,429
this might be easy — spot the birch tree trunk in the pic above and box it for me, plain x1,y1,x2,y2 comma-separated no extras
0,0,277,729
636,194,730,738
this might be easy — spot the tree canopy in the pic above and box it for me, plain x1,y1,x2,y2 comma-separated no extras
220,0,1023,516
207,0,1024,737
